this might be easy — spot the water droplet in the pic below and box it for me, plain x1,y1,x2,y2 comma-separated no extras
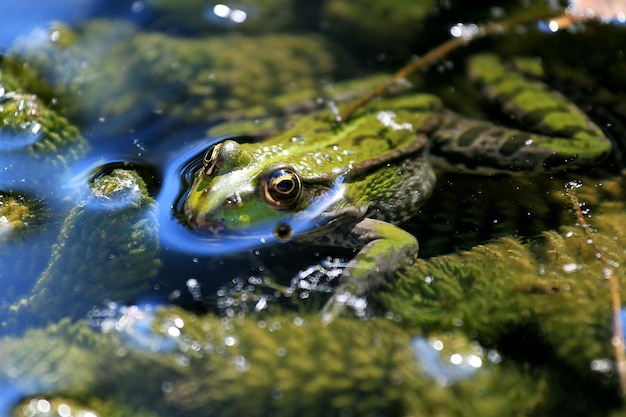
449,23,480,40
162,381,174,393
467,354,483,368
36,399,51,413
449,353,463,365
50,30,60,42
224,335,237,346
562,263,581,273
58,403,72,417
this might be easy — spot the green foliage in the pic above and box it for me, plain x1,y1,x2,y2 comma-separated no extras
0,1,625,416
0,310,550,417
0,69,87,170
380,176,626,413
9,21,346,125
24,170,160,323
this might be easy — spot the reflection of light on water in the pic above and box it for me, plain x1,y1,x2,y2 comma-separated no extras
0,3,93,47
411,335,500,386
449,23,480,40
88,302,179,354
206,3,252,26
12,397,99,417
213,4,247,23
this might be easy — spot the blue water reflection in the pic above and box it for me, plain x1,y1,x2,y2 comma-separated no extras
0,0,159,48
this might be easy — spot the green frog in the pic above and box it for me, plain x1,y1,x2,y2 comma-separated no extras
183,54,612,319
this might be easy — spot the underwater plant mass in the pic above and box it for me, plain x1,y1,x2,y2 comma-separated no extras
1,0,626,416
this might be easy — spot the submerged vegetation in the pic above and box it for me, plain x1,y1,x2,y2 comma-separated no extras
0,0,625,415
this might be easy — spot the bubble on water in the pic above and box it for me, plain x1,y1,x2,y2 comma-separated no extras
186,278,202,301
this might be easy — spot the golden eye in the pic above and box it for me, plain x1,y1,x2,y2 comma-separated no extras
260,167,302,209
201,143,223,178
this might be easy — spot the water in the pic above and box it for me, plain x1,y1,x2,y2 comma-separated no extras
1,1,626,416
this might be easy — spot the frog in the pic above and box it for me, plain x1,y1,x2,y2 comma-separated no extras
183,53,612,319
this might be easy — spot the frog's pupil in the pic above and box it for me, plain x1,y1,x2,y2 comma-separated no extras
276,179,294,193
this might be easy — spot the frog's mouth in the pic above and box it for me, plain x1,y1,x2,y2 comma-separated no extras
186,210,227,235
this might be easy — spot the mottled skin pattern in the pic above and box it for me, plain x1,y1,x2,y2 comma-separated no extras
427,55,610,172
184,54,612,319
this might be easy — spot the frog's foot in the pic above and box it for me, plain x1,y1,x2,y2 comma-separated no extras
320,218,419,322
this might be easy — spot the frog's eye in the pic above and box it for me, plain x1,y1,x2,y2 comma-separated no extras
260,167,302,210
194,144,222,192
201,143,223,178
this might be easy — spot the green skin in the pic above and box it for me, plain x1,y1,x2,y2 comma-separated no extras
184,54,612,319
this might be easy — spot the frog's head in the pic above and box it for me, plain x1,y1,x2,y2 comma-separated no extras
184,139,339,242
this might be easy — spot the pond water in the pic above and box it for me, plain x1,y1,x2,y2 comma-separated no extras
1,1,626,416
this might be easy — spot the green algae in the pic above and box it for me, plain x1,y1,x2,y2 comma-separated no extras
25,169,160,323
8,20,347,125
0,2,624,416
380,176,626,409
206,73,405,138
0,66,89,309
0,68,87,171
0,193,47,302
3,176,625,416
1,169,160,330
0,193,37,241
321,0,438,55
0,309,547,417
144,0,306,34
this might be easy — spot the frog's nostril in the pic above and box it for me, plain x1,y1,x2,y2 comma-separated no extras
274,223,293,242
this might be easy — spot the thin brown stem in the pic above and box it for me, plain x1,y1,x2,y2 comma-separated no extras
339,10,564,121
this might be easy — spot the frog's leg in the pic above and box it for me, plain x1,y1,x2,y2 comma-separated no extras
320,218,418,321
426,54,612,173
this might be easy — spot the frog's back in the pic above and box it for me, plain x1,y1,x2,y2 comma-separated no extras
237,97,444,229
